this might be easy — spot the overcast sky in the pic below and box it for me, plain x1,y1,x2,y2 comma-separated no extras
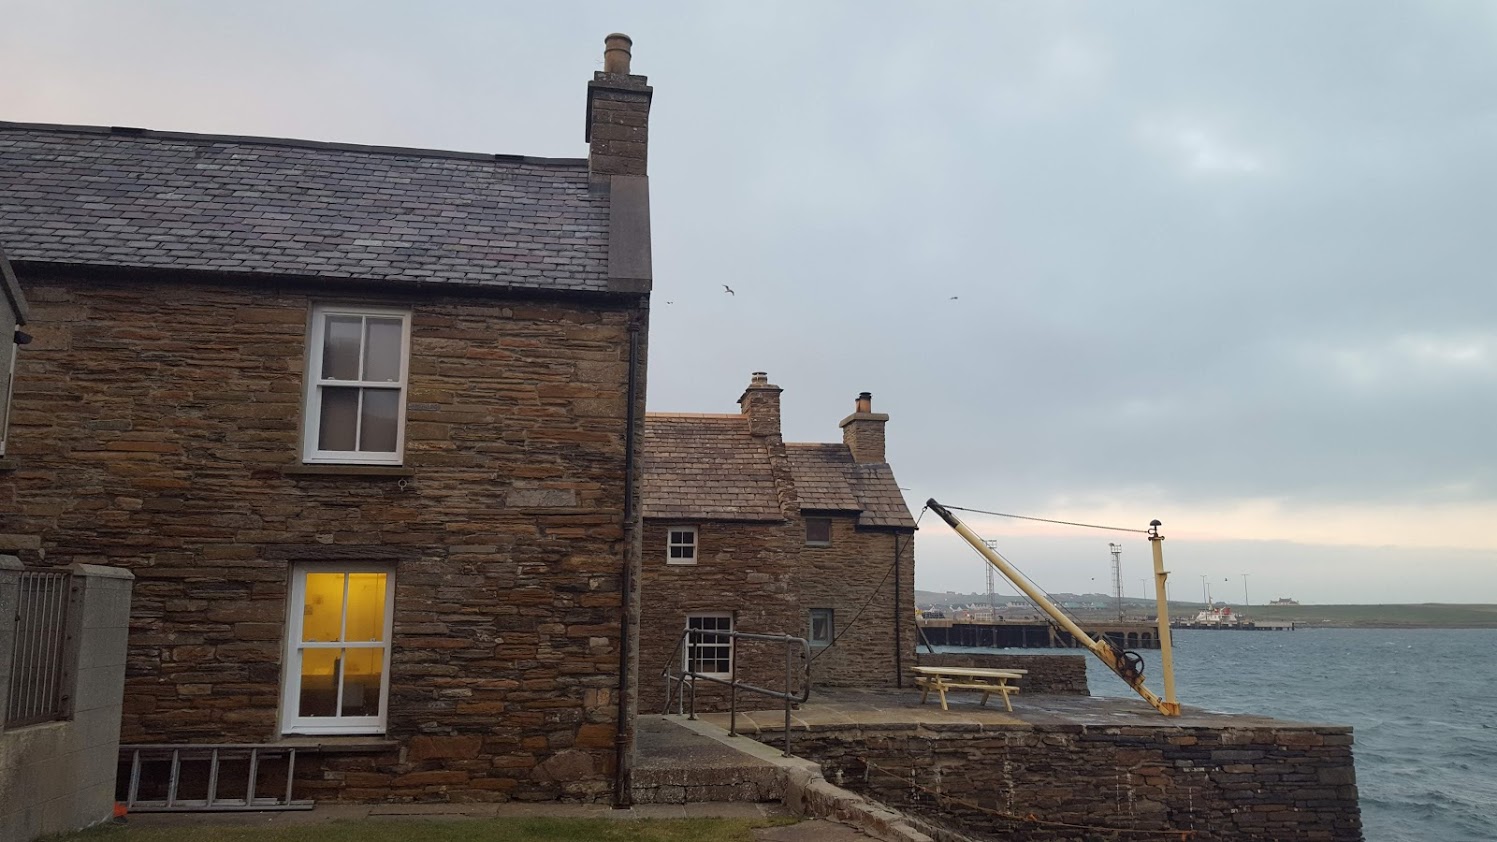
5,1,1495,604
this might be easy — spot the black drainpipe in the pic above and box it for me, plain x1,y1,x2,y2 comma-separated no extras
613,309,643,809
893,531,904,688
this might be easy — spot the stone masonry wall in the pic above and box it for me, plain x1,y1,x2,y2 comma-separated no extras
0,273,643,802
798,517,916,689
762,723,1361,842
914,653,1089,696
636,519,800,715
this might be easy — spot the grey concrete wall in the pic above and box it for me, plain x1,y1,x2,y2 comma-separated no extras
915,652,1090,695
0,560,133,842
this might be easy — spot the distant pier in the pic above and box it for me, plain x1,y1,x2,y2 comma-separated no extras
917,618,1164,650
918,616,1297,650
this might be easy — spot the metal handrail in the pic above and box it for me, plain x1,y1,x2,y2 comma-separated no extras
662,628,811,756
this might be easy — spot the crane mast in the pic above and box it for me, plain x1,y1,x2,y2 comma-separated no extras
926,499,1181,717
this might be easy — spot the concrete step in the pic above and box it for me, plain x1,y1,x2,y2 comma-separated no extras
632,715,785,805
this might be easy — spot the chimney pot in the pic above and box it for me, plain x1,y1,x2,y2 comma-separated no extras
751,371,769,387
603,33,633,74
856,392,872,413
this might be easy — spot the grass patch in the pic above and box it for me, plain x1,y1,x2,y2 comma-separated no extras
58,816,798,842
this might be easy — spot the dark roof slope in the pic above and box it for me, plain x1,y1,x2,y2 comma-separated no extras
642,414,783,522
0,123,609,292
787,442,917,529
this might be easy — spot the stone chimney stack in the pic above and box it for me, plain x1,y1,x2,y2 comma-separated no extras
738,372,783,438
586,33,653,177
840,391,889,463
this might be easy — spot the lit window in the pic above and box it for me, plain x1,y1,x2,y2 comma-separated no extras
685,613,732,677
667,526,698,565
805,517,832,546
281,565,394,735
808,608,834,648
302,306,410,465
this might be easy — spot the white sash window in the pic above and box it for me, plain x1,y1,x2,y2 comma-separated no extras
302,306,410,465
281,565,395,735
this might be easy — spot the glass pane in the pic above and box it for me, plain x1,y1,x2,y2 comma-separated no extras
341,647,384,717
363,318,403,383
359,389,400,453
811,612,831,643
298,648,340,718
321,315,363,381
344,573,387,642
302,573,346,642
318,388,359,451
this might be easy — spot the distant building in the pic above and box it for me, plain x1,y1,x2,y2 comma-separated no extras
1270,597,1300,606
638,376,917,712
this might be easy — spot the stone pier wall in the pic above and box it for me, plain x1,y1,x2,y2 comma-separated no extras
757,722,1362,841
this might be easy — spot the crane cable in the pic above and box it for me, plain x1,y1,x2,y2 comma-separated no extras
944,504,1150,535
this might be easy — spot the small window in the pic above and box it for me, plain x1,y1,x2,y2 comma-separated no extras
302,305,411,465
281,565,395,735
685,613,733,677
805,517,832,547
667,526,698,565
808,608,834,648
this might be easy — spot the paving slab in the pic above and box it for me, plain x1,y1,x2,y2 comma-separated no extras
701,686,1332,735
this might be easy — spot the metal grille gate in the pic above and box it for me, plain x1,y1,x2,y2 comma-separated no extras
6,570,73,727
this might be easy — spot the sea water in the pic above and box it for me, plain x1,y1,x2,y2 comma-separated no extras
939,628,1497,842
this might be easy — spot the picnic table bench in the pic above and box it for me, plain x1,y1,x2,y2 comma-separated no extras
912,666,1027,711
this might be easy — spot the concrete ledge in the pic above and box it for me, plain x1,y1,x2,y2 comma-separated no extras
665,717,939,842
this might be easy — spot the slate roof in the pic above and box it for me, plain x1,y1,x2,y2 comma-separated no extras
641,413,917,529
0,123,610,292
787,443,917,529
642,414,783,522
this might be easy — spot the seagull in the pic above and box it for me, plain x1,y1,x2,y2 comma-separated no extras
723,284,735,295
949,296,959,300
665,301,674,305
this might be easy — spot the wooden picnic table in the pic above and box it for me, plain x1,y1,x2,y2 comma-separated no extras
912,666,1027,712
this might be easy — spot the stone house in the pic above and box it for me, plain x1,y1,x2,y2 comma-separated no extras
0,246,26,464
638,373,917,713
0,36,652,803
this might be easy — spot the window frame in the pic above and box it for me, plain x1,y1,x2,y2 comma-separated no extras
301,304,412,466
808,607,834,648
666,525,699,565
280,563,396,736
684,613,733,679
804,517,832,547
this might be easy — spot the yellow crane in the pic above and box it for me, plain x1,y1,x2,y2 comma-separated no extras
926,499,1181,717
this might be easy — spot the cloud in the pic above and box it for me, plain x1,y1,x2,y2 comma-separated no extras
1135,115,1272,176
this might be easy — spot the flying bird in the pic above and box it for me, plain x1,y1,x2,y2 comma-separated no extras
949,296,959,300
723,284,735,295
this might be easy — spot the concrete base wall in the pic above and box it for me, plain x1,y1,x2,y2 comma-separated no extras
758,722,1362,841
0,562,133,842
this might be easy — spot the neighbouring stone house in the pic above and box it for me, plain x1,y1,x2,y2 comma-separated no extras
0,35,653,804
638,373,917,713
0,247,26,464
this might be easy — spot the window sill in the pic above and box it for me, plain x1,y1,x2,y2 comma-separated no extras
282,465,415,478
805,542,831,549
274,735,399,753
665,560,698,566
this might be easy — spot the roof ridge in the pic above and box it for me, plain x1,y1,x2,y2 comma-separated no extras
645,412,745,420
0,121,587,168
